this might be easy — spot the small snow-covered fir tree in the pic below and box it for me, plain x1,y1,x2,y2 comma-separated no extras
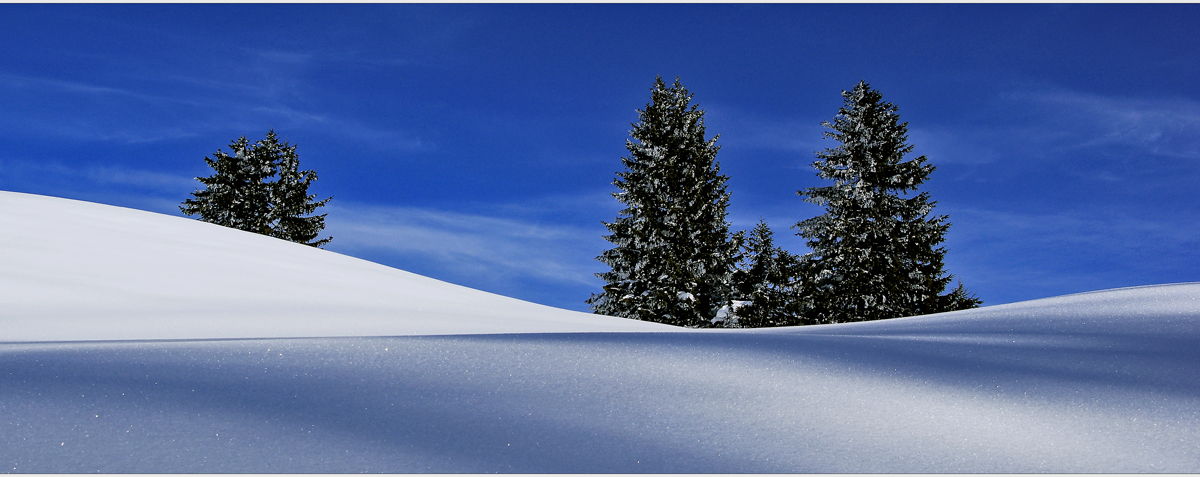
588,76,741,328
181,136,274,235
181,130,331,248
729,219,804,328
260,132,332,248
796,81,979,323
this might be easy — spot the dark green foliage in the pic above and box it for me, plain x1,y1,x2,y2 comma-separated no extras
941,280,983,311
729,220,804,328
262,133,332,248
796,81,978,323
181,130,331,248
588,77,741,328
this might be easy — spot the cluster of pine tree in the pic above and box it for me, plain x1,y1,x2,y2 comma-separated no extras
592,77,980,328
181,130,332,248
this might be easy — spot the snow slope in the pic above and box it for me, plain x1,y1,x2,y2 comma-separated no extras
0,191,674,341
3,191,1200,472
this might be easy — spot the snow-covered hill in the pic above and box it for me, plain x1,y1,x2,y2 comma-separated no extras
2,191,1199,472
0,191,673,341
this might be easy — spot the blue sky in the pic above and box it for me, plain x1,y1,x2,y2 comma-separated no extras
2,4,1198,312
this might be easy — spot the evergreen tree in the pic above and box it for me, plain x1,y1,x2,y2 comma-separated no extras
260,132,332,248
181,130,331,248
180,136,274,235
588,76,740,328
729,219,804,328
796,81,979,323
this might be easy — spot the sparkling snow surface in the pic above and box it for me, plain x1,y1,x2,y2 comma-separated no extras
3,191,1200,472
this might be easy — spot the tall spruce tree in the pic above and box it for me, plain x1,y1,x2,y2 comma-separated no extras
796,81,979,323
729,219,803,328
588,76,740,328
181,130,331,248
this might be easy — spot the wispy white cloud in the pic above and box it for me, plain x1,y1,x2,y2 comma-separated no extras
0,160,197,218
0,159,196,193
0,73,231,143
160,74,270,97
324,201,607,287
0,117,203,144
251,106,330,125
0,70,428,152
940,204,1200,303
916,88,1200,167
1013,89,1200,159
950,206,1199,253
907,127,1002,166
489,190,619,219
703,105,826,155
0,72,203,108
251,106,432,153
86,166,198,191
247,48,314,65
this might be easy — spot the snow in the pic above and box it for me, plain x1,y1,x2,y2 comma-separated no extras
3,190,1200,472
0,191,674,341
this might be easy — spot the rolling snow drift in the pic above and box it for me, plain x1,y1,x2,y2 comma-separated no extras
3,191,1200,472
